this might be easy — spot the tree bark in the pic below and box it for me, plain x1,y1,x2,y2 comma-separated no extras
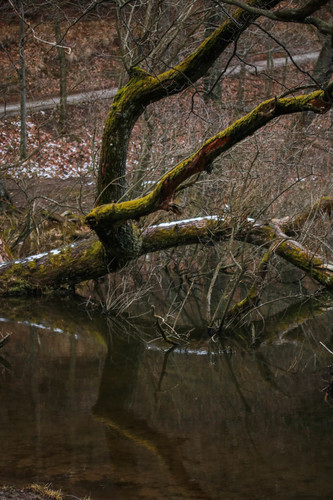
88,89,332,229
1,0,331,305
0,234,12,264
0,180,12,213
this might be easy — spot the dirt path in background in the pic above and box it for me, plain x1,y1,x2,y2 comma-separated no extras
0,51,320,118
0,88,118,117
5,177,94,213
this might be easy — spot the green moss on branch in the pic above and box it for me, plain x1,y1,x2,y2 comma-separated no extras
1,206,333,296
88,90,332,230
0,237,109,295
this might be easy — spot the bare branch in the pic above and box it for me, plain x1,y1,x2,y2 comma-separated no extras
217,0,331,34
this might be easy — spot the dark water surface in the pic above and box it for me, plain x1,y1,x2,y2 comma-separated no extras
0,297,333,499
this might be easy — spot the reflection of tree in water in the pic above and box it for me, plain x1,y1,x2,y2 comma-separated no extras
93,331,209,499
1,293,333,497
0,333,11,371
219,290,333,343
93,289,333,497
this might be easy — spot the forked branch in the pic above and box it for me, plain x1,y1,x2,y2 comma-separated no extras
87,89,332,230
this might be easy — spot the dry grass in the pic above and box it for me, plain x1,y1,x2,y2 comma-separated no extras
29,484,63,499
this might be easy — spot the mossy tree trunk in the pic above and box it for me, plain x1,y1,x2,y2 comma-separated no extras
0,196,332,295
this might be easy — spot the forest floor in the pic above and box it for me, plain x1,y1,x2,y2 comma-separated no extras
0,4,120,212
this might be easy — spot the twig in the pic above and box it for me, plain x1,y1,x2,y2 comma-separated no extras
151,305,178,346
320,341,333,355
0,333,11,349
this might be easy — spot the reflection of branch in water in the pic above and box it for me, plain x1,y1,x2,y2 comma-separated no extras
96,413,166,458
323,364,333,404
150,304,179,345
97,413,206,498
320,341,333,356
0,355,11,372
0,334,11,371
255,351,289,397
212,340,264,463
321,346,333,404
0,333,11,349
155,345,176,399
219,340,251,413
263,295,333,341
0,296,110,346
226,291,333,346
94,408,209,498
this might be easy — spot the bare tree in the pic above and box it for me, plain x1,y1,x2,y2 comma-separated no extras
18,0,27,159
54,13,68,134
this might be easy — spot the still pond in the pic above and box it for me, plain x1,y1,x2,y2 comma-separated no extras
0,295,333,499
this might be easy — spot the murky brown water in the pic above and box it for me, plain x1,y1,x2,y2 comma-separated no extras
0,296,333,499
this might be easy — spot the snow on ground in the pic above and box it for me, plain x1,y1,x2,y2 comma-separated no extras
0,116,100,180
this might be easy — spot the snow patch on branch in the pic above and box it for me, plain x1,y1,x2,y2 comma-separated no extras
151,213,257,229
151,215,223,229
0,243,78,269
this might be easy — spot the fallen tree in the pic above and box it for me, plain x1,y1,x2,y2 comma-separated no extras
1,0,332,320
0,194,332,295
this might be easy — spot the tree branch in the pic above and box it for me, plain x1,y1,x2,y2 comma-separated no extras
273,196,333,234
0,236,108,295
97,0,282,204
218,0,331,34
141,213,333,289
88,89,332,229
1,198,332,295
